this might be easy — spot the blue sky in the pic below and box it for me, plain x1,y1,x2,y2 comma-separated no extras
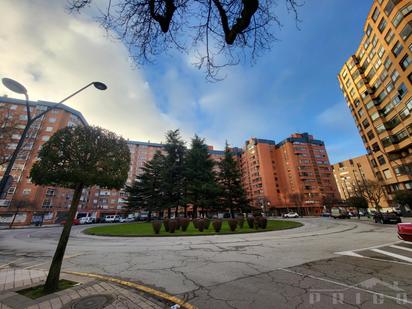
141,0,373,163
1,1,373,164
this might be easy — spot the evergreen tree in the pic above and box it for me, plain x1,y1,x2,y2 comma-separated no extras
217,143,249,218
162,129,186,218
184,135,219,218
126,151,165,219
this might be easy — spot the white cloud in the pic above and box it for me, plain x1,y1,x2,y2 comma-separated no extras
0,0,178,142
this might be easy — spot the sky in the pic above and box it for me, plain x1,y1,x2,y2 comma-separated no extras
0,0,373,164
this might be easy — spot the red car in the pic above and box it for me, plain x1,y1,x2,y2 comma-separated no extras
60,218,80,225
397,223,412,242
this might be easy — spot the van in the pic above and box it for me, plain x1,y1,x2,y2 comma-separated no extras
104,215,120,223
331,207,350,219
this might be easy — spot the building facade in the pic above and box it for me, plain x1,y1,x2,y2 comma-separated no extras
337,0,412,204
240,133,340,216
331,154,389,207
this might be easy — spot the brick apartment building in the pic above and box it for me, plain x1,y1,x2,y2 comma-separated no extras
337,0,412,204
240,133,340,216
332,154,389,208
0,96,340,223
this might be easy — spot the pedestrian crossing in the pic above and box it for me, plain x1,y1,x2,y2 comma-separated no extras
336,242,412,265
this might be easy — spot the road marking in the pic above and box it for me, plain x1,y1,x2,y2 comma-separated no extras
371,248,412,263
334,250,364,258
63,270,197,309
279,268,412,305
390,245,412,253
0,258,24,269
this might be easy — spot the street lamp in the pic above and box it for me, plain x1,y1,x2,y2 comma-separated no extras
0,78,107,198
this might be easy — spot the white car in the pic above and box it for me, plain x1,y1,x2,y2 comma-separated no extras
79,217,95,224
282,212,299,218
104,215,120,223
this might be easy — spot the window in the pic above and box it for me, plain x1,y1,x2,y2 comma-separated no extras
19,115,27,120
384,28,395,44
372,7,380,21
399,107,410,119
366,24,373,36
367,130,375,140
378,18,387,33
354,98,360,107
383,169,392,179
45,127,53,132
377,155,386,165
386,115,401,129
384,56,392,69
393,3,412,28
371,112,380,121
362,118,370,129
22,189,31,195
376,123,386,134
49,117,56,123
382,136,392,147
395,129,409,142
384,0,401,16
386,82,394,93
391,70,400,82
372,142,380,152
398,82,408,99
392,41,403,57
378,45,385,58
41,136,50,142
7,187,16,194
358,108,365,117
365,101,374,110
400,54,411,70
401,21,412,41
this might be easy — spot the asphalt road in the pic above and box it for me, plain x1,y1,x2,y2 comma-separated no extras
1,218,411,308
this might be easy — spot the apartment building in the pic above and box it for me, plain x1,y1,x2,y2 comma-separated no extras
240,133,340,216
331,154,389,207
337,0,412,204
0,97,87,224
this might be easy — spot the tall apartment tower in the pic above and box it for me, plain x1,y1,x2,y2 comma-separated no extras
338,0,412,202
240,133,339,216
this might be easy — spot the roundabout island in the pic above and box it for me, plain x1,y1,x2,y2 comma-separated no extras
84,219,303,237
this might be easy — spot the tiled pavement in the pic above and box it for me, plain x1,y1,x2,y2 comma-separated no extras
0,268,168,309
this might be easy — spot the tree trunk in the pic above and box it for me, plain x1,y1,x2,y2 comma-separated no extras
167,208,171,218
184,206,187,218
175,205,179,217
8,209,19,229
148,210,152,221
43,183,84,293
192,205,198,219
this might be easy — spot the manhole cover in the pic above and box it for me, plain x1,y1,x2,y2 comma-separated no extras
68,294,114,309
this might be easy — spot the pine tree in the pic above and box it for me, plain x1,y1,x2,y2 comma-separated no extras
126,151,165,219
217,143,249,218
162,129,186,218
184,135,219,218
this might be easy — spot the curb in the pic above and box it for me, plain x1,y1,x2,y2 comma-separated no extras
63,270,197,309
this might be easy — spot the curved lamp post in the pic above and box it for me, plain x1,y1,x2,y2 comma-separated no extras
0,78,107,198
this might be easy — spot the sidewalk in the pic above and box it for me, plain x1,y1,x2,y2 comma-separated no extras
0,268,171,309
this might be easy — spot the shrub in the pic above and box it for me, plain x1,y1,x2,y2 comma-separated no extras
197,219,205,232
193,218,199,229
254,217,260,229
163,218,170,232
169,220,177,233
228,218,237,231
259,217,268,229
176,217,182,230
237,216,244,229
212,219,222,232
247,216,254,229
181,218,190,232
152,220,162,234
204,218,211,230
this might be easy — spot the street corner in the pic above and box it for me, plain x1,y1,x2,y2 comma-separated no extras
0,267,192,309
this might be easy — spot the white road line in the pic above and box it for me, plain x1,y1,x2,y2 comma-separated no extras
24,262,48,270
371,248,412,263
279,268,412,305
390,245,412,253
0,257,24,269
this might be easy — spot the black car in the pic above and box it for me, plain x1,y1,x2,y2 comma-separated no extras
373,212,401,224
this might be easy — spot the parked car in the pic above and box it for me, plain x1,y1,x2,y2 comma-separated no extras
136,213,149,221
103,215,121,223
373,212,401,224
331,207,350,219
60,218,80,225
397,223,412,242
283,212,299,218
320,212,331,217
119,216,134,223
79,217,95,224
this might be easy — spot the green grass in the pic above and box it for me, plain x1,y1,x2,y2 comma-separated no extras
17,279,78,299
84,220,303,237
